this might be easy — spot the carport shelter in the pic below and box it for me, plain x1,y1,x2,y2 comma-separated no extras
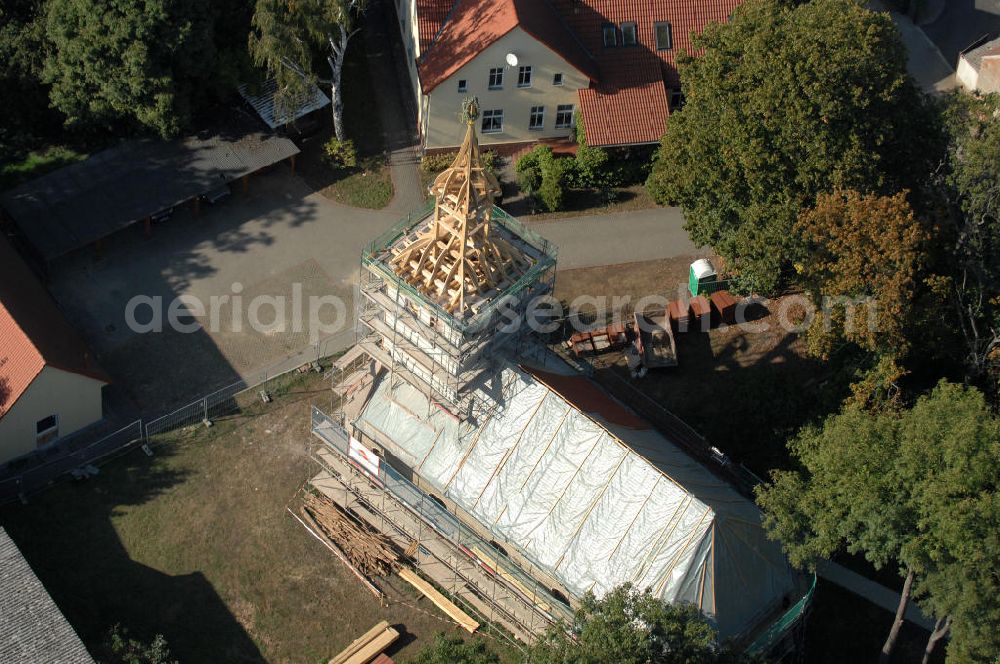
0,127,299,262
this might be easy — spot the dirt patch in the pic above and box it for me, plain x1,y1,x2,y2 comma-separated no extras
554,258,851,474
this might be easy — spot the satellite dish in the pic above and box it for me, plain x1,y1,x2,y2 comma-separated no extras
505,53,519,68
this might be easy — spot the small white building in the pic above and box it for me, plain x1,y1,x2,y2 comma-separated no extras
0,238,108,464
957,36,1000,94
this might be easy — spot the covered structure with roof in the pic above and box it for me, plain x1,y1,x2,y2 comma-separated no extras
351,359,801,642
0,236,109,464
957,35,1000,94
238,78,330,131
0,121,299,263
0,527,95,662
396,0,741,149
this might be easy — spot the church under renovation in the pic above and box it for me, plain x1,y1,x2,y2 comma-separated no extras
311,100,811,655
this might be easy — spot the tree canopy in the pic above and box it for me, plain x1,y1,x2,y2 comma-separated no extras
407,633,500,664
646,0,938,294
527,585,742,664
756,381,1000,662
43,0,217,138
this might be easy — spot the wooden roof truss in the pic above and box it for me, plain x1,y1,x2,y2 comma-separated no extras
390,122,530,315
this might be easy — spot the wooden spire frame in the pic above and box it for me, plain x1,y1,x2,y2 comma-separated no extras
390,101,529,314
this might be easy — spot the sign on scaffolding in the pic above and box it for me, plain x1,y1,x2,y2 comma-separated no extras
349,436,381,477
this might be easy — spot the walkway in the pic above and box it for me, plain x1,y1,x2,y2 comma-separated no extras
363,1,426,214
533,207,696,270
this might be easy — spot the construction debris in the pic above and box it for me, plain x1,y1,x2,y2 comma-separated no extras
329,620,399,664
302,492,400,578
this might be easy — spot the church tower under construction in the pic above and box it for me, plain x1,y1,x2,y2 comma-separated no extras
356,99,557,420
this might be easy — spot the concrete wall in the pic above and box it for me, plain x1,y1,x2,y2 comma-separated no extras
980,56,1000,93
957,54,979,91
0,367,105,464
423,28,590,149
396,0,430,140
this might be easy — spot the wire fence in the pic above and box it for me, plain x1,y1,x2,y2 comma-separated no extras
0,335,349,506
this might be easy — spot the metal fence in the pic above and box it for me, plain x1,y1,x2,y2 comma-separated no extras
311,406,575,625
0,337,350,506
0,420,143,504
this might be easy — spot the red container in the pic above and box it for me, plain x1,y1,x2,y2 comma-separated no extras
667,300,691,329
690,295,711,325
710,290,738,325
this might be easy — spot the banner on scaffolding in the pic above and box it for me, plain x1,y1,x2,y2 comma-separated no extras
348,436,381,477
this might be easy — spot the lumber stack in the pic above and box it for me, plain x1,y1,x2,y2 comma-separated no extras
302,493,400,577
329,620,399,664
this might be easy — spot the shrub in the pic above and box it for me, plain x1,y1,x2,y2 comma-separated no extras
421,149,497,174
538,156,569,212
516,145,551,195
322,137,357,170
420,151,456,173
573,143,612,189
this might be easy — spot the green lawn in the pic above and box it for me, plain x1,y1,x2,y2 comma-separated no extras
1,145,87,190
0,371,471,663
327,156,394,209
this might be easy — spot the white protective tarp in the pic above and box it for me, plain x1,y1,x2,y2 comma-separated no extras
355,364,796,640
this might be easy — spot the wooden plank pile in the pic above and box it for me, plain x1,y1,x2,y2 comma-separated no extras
329,620,399,664
302,493,400,578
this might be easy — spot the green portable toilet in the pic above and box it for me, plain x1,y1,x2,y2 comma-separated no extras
689,259,720,296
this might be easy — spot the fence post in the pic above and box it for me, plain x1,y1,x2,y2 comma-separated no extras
203,397,209,427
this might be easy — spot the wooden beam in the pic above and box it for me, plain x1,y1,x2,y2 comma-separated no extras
397,567,480,633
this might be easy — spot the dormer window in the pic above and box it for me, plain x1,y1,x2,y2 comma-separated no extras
654,22,673,51
621,22,637,46
602,23,617,47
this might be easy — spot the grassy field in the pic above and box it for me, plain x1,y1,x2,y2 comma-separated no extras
1,145,87,190
0,371,490,663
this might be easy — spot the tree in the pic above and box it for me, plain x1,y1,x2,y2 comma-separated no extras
43,0,216,138
0,0,52,158
528,585,743,664
102,624,178,664
249,0,368,141
756,381,1000,663
795,190,928,359
933,92,1000,391
407,633,499,664
646,0,938,294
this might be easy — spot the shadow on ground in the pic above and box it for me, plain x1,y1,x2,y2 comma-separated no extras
0,442,265,662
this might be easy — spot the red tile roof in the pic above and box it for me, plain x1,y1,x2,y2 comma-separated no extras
416,0,454,54
417,0,598,94
413,0,742,146
579,55,670,146
522,365,651,430
0,237,109,417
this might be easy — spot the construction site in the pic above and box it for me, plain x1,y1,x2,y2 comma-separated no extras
293,102,814,663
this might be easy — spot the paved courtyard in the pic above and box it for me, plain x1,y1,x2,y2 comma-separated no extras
47,166,696,415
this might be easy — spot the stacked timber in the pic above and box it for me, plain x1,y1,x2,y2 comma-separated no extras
329,620,399,664
302,493,400,577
